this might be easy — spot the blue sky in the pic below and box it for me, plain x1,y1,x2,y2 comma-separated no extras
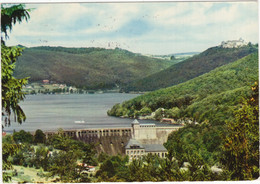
4,2,259,55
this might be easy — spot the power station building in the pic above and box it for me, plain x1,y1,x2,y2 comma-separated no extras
125,138,168,160
125,120,169,160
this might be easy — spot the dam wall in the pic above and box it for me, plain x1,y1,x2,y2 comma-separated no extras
46,127,132,155
45,121,183,155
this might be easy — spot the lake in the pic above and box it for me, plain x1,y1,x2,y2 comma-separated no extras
3,93,160,133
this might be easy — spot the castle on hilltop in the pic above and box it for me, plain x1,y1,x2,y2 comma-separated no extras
220,38,248,48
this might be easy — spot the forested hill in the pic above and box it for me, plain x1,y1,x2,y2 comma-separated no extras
108,53,258,125
122,44,258,92
13,46,173,90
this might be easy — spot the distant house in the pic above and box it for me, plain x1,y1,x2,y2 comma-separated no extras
125,138,168,160
59,84,66,89
69,86,77,92
47,151,54,157
77,162,87,167
77,163,96,172
87,166,96,172
42,80,50,84
161,118,175,124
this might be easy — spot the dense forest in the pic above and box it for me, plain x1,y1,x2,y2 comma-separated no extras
122,44,258,92
4,128,227,182
106,52,259,181
13,46,173,90
108,53,258,125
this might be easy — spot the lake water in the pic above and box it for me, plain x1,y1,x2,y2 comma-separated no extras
3,93,161,133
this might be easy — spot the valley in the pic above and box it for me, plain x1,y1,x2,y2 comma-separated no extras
2,2,259,182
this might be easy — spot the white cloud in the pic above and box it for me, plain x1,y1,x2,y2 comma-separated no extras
4,2,258,55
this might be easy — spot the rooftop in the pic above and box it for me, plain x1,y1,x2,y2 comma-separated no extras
143,144,167,152
125,139,144,149
132,119,140,125
125,139,167,152
140,123,156,126
132,119,156,126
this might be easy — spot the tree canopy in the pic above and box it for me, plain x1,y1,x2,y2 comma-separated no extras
1,4,30,39
1,4,31,127
220,82,259,180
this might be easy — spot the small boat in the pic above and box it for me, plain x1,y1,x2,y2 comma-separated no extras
74,120,86,124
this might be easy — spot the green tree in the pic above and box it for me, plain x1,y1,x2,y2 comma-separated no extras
170,55,176,60
46,129,72,151
1,4,31,127
33,145,50,170
95,155,129,182
12,144,35,167
98,159,115,178
46,130,97,182
1,44,28,126
34,129,46,144
1,4,30,39
13,130,33,144
47,150,79,182
139,106,152,116
97,152,110,163
2,143,21,181
220,82,259,180
158,152,185,181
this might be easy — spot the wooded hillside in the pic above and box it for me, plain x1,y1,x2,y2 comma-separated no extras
14,46,173,90
122,45,258,92
108,53,258,125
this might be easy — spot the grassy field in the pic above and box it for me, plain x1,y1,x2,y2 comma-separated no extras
10,165,56,183
9,164,99,183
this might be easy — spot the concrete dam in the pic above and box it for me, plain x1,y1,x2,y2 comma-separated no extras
45,120,183,155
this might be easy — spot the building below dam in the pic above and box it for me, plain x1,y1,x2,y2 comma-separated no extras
45,119,183,155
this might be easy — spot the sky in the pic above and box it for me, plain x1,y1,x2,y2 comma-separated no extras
3,1,259,55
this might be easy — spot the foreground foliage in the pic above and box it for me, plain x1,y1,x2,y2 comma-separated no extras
2,129,226,182
3,129,97,183
165,82,259,181
1,44,28,126
1,4,30,126
1,4,31,182
220,82,259,180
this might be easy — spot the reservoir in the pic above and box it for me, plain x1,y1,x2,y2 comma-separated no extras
3,93,159,133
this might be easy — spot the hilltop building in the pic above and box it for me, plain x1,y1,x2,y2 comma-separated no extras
220,38,248,48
